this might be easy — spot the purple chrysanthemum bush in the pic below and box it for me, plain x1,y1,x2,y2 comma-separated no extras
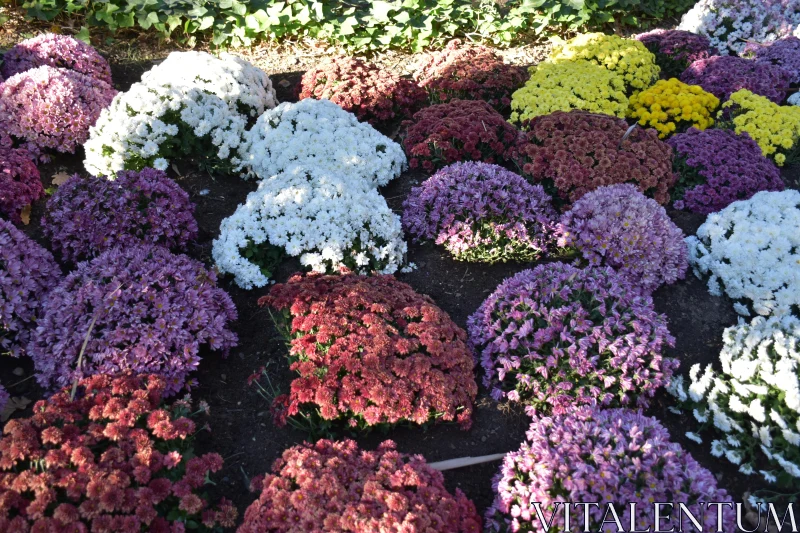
636,29,718,79
668,128,785,214
485,407,736,533
558,184,688,294
0,146,44,223
29,244,237,396
43,168,198,262
0,219,62,358
467,263,678,416
402,162,557,263
0,382,7,414
0,33,112,85
680,55,791,104
747,36,800,85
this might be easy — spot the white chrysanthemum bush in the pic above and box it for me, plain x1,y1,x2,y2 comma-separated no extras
686,190,800,318
668,315,800,487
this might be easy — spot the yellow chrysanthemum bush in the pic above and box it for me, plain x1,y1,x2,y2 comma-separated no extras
719,89,800,166
628,78,719,138
509,61,628,124
549,32,660,94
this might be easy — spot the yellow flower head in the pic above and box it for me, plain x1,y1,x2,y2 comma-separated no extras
628,78,719,138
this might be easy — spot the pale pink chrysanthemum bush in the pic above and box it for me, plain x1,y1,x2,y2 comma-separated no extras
0,33,113,85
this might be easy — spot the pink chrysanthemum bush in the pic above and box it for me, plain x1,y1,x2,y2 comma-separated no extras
260,272,478,432
402,161,557,263
0,146,44,223
0,219,62,358
485,407,736,533
0,33,113,85
29,244,238,396
402,99,521,173
0,373,238,532
558,184,688,294
43,168,198,263
467,263,678,415
0,66,117,154
297,57,427,125
239,439,482,533
412,39,529,112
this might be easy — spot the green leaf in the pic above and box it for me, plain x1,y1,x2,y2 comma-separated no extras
75,25,91,44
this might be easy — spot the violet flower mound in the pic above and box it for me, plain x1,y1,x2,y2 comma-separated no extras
680,55,791,103
0,33,112,85
0,383,7,413
467,263,677,415
29,244,238,396
0,219,62,358
0,146,44,223
749,36,800,85
402,161,557,263
485,407,736,533
239,439,482,533
0,66,117,153
559,184,688,294
43,168,198,262
636,29,718,79
668,128,785,214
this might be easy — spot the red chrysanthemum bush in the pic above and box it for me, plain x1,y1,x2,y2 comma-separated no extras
297,57,427,125
402,99,521,173
238,439,482,533
412,39,529,111
511,110,676,205
260,272,478,432
0,146,44,223
0,373,238,532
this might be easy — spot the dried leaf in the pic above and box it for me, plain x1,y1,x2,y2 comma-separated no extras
19,205,31,225
1,396,31,422
51,172,71,186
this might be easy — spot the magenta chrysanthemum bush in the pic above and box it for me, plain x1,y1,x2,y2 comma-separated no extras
43,168,198,262
239,439,482,533
0,146,44,223
402,162,557,263
558,184,688,294
0,33,112,85
467,263,677,415
0,66,117,153
0,219,62,358
667,128,785,214
485,407,736,533
29,244,238,396
680,55,791,103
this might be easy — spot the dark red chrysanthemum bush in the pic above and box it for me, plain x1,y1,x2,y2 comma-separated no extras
260,273,478,432
238,439,482,533
0,373,237,532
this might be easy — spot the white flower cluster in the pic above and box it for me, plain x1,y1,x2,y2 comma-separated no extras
242,98,406,186
668,314,800,484
84,51,276,177
686,190,800,318
789,92,800,106
212,166,407,289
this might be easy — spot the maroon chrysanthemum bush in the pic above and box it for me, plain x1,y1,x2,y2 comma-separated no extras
402,99,521,173
0,219,62,358
43,168,198,263
260,272,478,431
510,110,676,206
29,244,238,396
0,146,44,223
239,439,482,533
297,57,427,125
412,39,529,111
0,373,238,532
0,33,113,85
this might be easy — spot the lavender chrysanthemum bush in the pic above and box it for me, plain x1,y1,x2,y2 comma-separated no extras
680,55,791,103
485,407,736,533
0,33,112,85
402,162,557,263
668,128,785,214
748,36,800,84
29,245,238,396
467,263,677,415
0,146,44,223
558,184,688,294
43,168,198,262
636,29,718,79
0,219,61,358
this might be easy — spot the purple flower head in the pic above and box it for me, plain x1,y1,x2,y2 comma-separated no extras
29,244,238,396
0,219,62,358
43,168,199,263
0,146,44,223
680,55,791,103
668,128,785,214
558,184,688,294
402,161,557,263
636,29,719,79
0,382,8,413
0,33,112,85
747,36,800,84
467,263,678,415
485,407,736,533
